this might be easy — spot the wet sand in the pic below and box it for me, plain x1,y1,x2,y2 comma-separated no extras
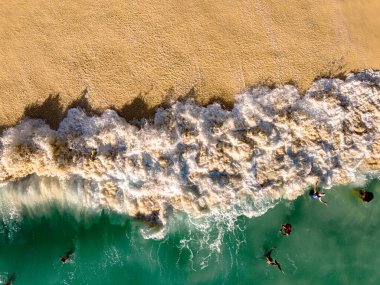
0,0,379,128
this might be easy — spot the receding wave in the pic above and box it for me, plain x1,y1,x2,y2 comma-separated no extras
0,70,379,239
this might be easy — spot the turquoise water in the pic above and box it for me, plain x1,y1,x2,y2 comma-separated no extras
0,179,379,285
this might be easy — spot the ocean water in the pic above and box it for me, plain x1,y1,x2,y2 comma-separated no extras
0,70,379,284
0,178,379,285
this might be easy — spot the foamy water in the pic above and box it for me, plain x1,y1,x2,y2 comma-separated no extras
0,70,379,239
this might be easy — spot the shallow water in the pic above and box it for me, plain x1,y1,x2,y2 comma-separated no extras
0,178,379,285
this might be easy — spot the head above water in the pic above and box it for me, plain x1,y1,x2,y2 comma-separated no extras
361,191,374,203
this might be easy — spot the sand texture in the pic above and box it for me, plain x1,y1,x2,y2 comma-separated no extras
0,0,379,127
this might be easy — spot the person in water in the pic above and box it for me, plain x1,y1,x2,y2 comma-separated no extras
280,223,292,236
265,247,282,272
4,273,16,285
61,249,74,263
309,178,327,205
359,190,374,203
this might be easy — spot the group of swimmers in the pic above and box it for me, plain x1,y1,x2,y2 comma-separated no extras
263,224,292,272
4,179,375,281
309,178,374,204
265,178,374,272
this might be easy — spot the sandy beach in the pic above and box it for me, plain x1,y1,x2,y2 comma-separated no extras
0,0,379,128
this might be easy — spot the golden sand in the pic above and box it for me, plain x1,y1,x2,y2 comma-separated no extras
0,0,379,127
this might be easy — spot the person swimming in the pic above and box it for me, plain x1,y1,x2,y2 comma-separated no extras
265,247,282,272
309,178,327,205
60,249,74,264
359,190,374,203
4,273,16,285
280,223,292,236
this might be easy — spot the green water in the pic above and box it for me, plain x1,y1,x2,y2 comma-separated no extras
1,179,380,285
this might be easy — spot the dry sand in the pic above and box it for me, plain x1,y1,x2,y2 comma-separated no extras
0,0,379,128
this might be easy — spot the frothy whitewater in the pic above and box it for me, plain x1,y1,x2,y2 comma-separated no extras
0,70,379,239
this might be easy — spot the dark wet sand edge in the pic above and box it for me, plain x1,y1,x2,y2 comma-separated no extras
0,69,374,134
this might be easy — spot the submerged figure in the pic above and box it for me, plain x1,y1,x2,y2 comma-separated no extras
359,190,374,203
136,210,161,227
4,273,16,285
309,178,327,205
280,223,292,236
265,247,282,272
60,249,74,264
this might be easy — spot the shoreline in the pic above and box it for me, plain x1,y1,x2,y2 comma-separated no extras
0,69,377,132
1,0,379,129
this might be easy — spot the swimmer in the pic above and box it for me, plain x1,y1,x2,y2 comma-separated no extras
309,178,327,205
265,247,283,272
60,249,74,264
359,190,374,203
280,223,292,236
4,273,16,285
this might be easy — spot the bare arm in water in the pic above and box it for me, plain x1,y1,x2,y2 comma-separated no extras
318,197,328,206
315,178,328,205
313,178,319,194
274,260,283,272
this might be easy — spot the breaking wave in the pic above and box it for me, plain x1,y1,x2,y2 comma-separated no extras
0,70,379,239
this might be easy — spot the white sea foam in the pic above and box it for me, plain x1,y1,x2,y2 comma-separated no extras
0,70,379,239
